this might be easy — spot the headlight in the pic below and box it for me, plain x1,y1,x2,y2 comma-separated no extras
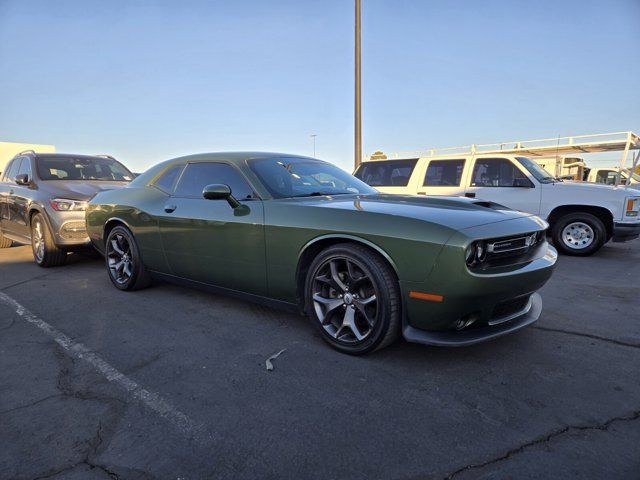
49,198,88,211
624,197,640,217
465,241,487,267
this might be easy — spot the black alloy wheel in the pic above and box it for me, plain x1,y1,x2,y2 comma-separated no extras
306,243,400,355
105,226,151,291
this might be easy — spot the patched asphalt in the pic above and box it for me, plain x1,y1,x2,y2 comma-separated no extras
1,241,639,479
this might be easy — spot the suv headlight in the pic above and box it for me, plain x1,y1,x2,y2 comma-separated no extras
50,198,88,211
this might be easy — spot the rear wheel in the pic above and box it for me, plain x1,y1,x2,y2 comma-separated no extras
105,225,151,291
0,230,12,248
31,213,67,267
551,212,606,256
305,243,401,355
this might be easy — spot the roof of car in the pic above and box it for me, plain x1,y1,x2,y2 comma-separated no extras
28,153,112,159
166,151,318,165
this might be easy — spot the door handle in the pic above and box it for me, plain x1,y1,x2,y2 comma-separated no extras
464,192,476,198
164,204,177,213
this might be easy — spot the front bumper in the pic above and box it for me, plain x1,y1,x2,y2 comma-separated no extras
43,206,91,247
612,221,640,242
400,241,557,346
403,292,541,346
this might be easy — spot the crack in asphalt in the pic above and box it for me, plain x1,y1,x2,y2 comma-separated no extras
0,394,63,415
0,270,63,293
442,409,640,479
27,348,147,480
533,325,640,349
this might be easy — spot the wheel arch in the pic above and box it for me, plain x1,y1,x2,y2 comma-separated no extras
294,234,400,313
28,205,55,238
103,217,134,246
547,204,614,240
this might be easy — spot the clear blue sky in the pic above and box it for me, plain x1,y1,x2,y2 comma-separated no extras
1,0,638,171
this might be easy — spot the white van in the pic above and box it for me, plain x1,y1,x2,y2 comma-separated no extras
354,154,640,256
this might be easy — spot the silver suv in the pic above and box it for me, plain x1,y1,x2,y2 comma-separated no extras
0,151,134,267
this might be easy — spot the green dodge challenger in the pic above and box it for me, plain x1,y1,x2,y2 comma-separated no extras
86,152,557,354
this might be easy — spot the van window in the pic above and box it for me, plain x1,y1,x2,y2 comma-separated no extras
471,158,532,188
424,159,465,186
354,159,418,187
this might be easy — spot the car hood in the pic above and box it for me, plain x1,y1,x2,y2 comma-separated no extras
40,180,129,201
285,194,543,230
556,180,640,196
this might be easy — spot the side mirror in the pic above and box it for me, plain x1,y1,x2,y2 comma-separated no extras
15,173,30,186
202,184,240,208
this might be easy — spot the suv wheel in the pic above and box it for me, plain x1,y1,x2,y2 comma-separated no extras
105,226,151,291
305,243,401,355
0,230,12,248
551,212,606,256
31,213,67,267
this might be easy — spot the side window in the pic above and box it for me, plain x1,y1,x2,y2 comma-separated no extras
596,170,617,185
354,159,418,187
2,159,15,181
173,162,254,199
424,159,465,186
17,157,32,178
153,165,183,193
4,158,22,182
471,158,531,187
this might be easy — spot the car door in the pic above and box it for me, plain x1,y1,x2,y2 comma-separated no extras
464,157,542,214
417,158,467,196
158,161,267,295
10,156,33,240
2,157,25,238
0,158,18,233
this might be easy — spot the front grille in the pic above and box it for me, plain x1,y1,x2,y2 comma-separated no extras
487,232,540,255
476,230,546,269
59,221,88,240
491,295,530,321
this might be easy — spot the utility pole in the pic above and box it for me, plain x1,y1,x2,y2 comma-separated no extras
310,134,317,157
354,0,362,169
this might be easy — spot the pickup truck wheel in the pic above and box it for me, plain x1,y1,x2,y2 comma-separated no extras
31,213,67,267
551,212,606,256
305,243,401,355
0,231,12,248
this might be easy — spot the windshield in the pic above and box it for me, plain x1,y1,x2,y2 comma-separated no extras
37,155,134,181
516,156,557,183
624,169,640,181
248,157,377,198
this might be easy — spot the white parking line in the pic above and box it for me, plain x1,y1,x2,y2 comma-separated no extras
0,291,206,442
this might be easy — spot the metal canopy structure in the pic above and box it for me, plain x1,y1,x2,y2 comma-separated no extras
370,131,640,170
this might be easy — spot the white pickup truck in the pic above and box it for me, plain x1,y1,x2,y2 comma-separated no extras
354,154,640,256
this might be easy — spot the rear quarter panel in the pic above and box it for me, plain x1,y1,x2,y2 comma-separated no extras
86,186,168,271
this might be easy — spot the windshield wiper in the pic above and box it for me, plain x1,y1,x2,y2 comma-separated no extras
291,191,353,198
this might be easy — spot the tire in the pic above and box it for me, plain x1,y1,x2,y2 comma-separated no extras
551,212,606,256
305,243,401,355
105,225,151,291
31,213,67,267
0,230,12,248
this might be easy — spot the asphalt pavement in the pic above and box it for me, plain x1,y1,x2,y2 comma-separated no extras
1,241,639,479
